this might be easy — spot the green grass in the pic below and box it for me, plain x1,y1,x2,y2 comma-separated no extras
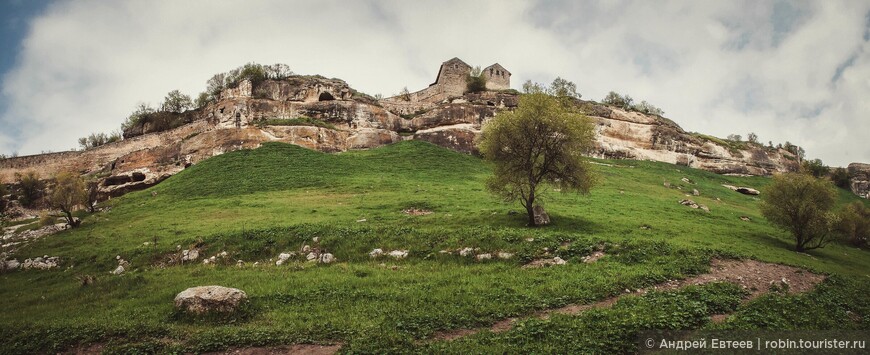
1,140,868,354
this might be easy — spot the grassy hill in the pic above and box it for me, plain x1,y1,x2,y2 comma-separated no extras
1,141,868,353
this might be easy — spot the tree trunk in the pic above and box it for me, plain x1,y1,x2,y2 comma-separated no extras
525,188,537,227
526,202,536,227
62,208,78,228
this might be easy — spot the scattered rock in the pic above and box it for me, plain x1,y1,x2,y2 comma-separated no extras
532,205,550,225
663,181,671,188
523,257,567,268
388,250,408,259
312,237,319,243
722,184,738,191
681,177,693,184
699,205,710,212
318,253,335,264
181,249,199,262
736,187,760,195
275,252,293,266
369,248,384,258
459,247,476,257
740,216,751,222
306,252,317,261
497,252,514,259
356,218,367,223
1,258,21,271
582,251,605,263
679,199,699,208
174,286,248,314
475,253,492,261
403,208,433,216
112,265,125,275
302,245,311,253
692,189,700,196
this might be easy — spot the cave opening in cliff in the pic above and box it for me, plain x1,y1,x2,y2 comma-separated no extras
318,92,335,101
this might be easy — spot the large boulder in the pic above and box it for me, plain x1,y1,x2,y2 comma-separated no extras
533,205,550,225
174,286,248,314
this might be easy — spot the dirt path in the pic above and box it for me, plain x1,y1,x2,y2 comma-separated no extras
205,344,343,355
431,258,825,342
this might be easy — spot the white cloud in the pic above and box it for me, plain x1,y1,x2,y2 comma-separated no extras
1,0,868,166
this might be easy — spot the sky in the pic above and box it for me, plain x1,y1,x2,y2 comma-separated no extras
0,0,868,167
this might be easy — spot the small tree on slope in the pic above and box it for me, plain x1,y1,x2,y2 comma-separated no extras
760,173,837,252
477,92,596,226
50,172,87,228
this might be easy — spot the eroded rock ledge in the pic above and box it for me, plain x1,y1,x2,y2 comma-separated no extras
1,74,862,200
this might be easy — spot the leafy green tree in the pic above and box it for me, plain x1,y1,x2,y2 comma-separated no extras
837,202,870,247
747,132,759,144
194,92,211,109
49,172,87,227
121,103,155,132
522,80,545,94
466,66,487,93
760,173,837,252
801,158,829,178
78,132,119,150
161,90,193,113
549,77,581,99
478,92,596,226
632,100,664,116
15,171,43,208
831,167,851,189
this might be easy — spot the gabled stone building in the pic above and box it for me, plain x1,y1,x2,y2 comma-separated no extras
380,57,511,114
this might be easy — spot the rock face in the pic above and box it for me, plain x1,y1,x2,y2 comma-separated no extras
174,286,248,314
848,163,870,199
1,59,837,201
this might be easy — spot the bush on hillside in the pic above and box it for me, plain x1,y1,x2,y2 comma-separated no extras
49,172,87,228
837,202,870,247
15,171,43,208
831,167,851,189
78,131,121,150
466,66,487,93
478,92,596,227
801,158,830,178
760,173,838,252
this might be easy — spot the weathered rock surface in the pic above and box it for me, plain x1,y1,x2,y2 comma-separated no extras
174,286,248,314
533,205,550,225
3,70,854,201
848,163,870,199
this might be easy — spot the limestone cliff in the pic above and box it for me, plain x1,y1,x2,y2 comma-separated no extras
0,73,862,201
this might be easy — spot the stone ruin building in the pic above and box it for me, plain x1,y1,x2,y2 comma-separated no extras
380,57,511,115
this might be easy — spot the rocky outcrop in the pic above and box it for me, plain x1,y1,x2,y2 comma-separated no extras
0,73,824,200
848,163,870,199
174,285,248,314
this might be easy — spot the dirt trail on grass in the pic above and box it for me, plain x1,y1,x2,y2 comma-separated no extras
205,344,343,355
431,258,825,342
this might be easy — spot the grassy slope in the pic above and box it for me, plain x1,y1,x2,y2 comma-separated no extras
1,141,868,353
